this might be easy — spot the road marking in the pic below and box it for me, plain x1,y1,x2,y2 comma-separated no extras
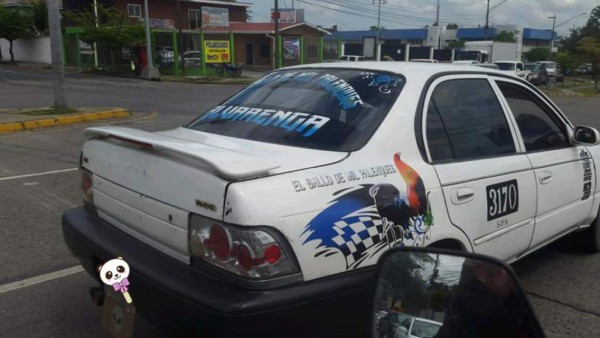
0,266,84,295
0,168,78,181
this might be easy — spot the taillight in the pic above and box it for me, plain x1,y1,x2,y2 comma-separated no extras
80,168,95,210
189,215,298,279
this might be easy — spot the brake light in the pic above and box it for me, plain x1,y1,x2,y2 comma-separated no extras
190,215,297,279
80,168,94,210
203,225,231,261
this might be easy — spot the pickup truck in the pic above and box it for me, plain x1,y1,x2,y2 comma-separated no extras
63,62,600,337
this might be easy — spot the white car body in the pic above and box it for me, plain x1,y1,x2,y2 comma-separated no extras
64,61,600,336
339,55,365,61
395,316,442,338
537,61,557,77
494,61,527,78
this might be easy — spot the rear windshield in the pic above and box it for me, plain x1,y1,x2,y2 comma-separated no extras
525,64,539,71
495,62,515,71
540,62,556,68
186,68,405,151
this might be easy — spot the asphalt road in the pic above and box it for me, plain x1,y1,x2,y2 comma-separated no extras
0,65,599,337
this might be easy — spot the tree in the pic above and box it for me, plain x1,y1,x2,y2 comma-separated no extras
524,47,551,62
29,0,49,35
494,31,516,43
578,37,600,89
64,4,145,70
581,6,600,40
370,25,385,32
446,23,458,29
0,8,33,62
555,52,576,86
447,39,465,48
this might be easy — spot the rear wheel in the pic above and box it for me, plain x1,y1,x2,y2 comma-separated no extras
233,69,242,77
216,68,224,77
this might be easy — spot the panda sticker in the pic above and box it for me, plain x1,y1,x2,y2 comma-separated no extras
98,257,133,304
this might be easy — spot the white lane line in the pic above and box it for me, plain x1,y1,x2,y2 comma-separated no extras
0,168,78,181
0,265,84,295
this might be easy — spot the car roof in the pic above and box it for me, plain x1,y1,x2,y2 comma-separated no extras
283,61,507,78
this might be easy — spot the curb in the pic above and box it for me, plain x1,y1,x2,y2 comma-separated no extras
0,108,131,133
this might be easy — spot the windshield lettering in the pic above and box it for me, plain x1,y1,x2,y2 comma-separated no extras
199,105,330,137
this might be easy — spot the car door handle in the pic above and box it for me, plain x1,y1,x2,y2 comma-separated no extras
451,188,475,205
539,171,553,184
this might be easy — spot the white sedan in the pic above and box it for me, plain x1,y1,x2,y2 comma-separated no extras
63,62,600,337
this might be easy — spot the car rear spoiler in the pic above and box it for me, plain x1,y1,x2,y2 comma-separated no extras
84,126,281,180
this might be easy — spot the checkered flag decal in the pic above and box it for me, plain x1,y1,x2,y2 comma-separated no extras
332,216,384,268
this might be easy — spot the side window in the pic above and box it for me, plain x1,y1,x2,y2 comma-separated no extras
496,82,569,151
425,79,516,162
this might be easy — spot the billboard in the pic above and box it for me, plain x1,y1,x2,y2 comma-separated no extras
271,8,299,23
283,37,300,59
204,40,231,63
202,6,229,27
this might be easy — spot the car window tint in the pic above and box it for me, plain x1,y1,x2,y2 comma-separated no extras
186,69,404,151
425,79,516,162
411,320,441,337
496,82,569,151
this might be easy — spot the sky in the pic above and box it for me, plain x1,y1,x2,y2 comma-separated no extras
246,0,598,36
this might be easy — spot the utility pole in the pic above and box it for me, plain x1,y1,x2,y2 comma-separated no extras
93,0,98,68
176,0,185,76
485,0,490,40
47,0,67,108
373,0,387,61
141,0,160,80
549,14,556,54
435,0,441,49
435,0,440,26
274,0,280,69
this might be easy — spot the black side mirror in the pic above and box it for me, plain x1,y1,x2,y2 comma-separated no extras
574,125,600,145
371,247,545,338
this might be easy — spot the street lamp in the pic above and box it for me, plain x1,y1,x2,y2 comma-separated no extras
556,12,587,28
548,12,587,54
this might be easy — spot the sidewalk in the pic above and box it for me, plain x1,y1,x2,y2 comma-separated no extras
0,107,131,133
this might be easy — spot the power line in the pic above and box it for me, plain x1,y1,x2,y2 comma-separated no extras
296,0,425,28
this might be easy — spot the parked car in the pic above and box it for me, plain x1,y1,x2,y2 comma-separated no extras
395,316,442,338
537,61,563,82
155,46,174,66
494,60,526,77
339,55,365,61
179,50,202,68
63,62,600,337
524,63,549,85
577,63,593,75
410,59,438,63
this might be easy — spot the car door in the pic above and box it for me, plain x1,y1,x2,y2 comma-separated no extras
492,79,595,250
422,76,537,261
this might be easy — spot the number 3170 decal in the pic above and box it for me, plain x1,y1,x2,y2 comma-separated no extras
487,179,519,221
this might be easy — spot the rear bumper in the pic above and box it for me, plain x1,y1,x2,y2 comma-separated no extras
62,207,373,337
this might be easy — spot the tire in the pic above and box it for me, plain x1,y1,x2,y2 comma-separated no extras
576,216,600,253
216,68,224,77
233,69,241,77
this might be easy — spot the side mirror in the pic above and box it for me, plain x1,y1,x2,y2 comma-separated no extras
371,247,545,338
574,125,600,145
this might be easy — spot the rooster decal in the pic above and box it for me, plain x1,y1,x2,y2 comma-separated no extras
302,153,433,269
